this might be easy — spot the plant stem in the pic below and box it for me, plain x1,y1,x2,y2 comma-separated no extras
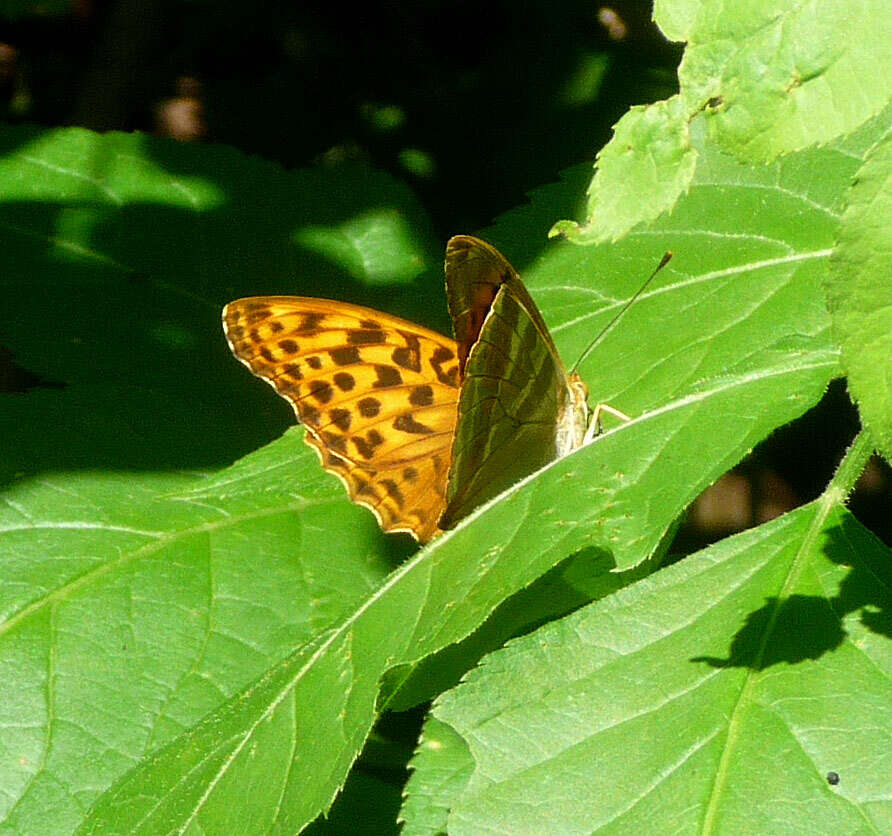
826,429,874,503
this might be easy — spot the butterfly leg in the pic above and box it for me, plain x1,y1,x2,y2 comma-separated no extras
584,403,631,444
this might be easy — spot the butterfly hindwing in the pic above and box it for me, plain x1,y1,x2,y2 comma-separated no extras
223,296,461,541
440,249,577,528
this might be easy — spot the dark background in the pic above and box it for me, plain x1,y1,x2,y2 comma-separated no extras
0,0,888,549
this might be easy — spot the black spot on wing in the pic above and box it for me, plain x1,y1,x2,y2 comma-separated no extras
392,331,422,372
347,329,386,345
358,398,381,417
409,385,434,406
321,431,348,455
329,408,352,431
430,346,459,387
308,380,334,403
373,365,403,388
380,479,405,508
297,313,326,333
301,404,321,427
333,372,355,391
394,414,434,435
330,346,361,366
352,429,385,460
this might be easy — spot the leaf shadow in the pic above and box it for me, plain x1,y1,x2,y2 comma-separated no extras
693,515,891,669
380,545,621,712
0,126,570,489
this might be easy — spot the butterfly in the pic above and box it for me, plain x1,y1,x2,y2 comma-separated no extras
222,235,615,542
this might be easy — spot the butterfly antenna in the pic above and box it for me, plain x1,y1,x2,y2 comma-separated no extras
570,251,673,374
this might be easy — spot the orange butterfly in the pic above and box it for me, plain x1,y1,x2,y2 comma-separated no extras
223,236,598,542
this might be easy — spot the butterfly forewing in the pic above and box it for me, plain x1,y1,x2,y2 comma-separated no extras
444,235,561,376
223,296,461,541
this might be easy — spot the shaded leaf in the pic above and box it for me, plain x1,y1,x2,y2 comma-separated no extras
0,126,438,483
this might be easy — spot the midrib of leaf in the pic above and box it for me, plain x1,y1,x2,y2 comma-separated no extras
0,218,131,273
170,538,437,833
149,276,220,310
617,353,838,428
551,247,833,336
0,498,327,640
17,150,126,205
699,430,875,833
0,215,220,312
693,180,844,222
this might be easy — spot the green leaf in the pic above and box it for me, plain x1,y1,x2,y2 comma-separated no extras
680,0,892,161
0,432,403,832
0,126,439,484
1,116,880,832
652,0,700,43
561,1,892,243
825,129,892,462
550,97,697,243
409,480,892,832
400,718,472,836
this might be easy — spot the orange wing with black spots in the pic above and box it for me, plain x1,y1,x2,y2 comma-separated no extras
223,296,461,541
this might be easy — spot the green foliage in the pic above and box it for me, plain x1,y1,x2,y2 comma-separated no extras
414,474,891,833
1,1,890,833
825,128,892,462
559,0,892,243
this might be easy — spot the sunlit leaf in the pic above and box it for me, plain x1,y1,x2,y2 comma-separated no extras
561,1,892,243
409,499,892,833
825,129,892,461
